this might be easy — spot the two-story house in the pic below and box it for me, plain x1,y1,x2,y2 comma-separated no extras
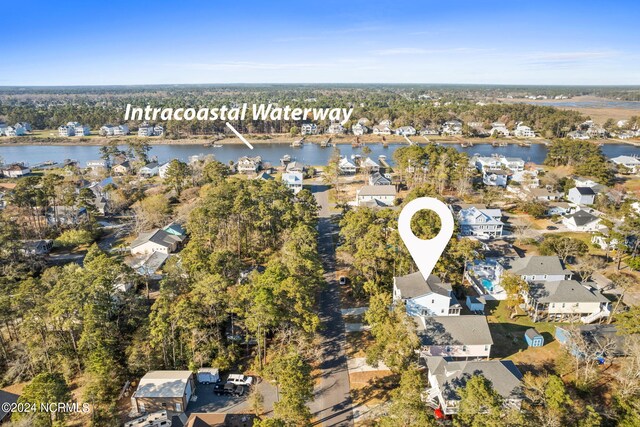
415,315,493,360
567,186,596,205
525,280,611,323
457,206,504,238
393,272,461,317
423,357,523,416
504,255,573,283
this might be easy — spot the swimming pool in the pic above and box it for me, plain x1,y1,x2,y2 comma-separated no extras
481,278,494,292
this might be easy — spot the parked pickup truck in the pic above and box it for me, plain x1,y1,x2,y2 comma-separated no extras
227,374,254,386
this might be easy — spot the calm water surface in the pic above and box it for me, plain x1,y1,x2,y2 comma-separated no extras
0,142,638,168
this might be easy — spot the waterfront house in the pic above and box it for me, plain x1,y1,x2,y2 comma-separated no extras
282,171,303,194
475,156,502,171
500,157,525,172
355,185,396,207
86,159,110,171
326,123,345,134
395,126,416,136
237,156,262,173
301,123,318,135
524,280,611,323
420,126,440,136
65,122,90,136
352,123,368,135
3,126,26,137
138,122,160,136
0,122,6,135
158,162,172,179
368,171,392,186
153,125,164,136
568,130,590,140
562,209,602,232
441,120,463,136
100,124,129,136
393,272,461,317
422,357,523,415
610,155,640,173
130,229,184,256
285,161,305,173
15,122,32,132
139,162,159,177
567,186,596,205
359,157,380,173
514,123,535,138
338,157,357,174
490,122,510,137
415,315,493,360
58,124,75,136
131,371,196,414
1,163,31,178
372,124,392,135
457,206,504,238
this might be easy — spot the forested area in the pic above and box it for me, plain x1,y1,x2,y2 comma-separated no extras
0,168,323,426
0,85,596,139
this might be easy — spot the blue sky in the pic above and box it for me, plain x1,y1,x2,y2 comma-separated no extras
2,0,639,85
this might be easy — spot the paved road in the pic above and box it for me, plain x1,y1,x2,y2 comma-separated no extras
310,182,354,426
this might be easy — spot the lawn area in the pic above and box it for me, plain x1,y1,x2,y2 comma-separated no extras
486,300,567,372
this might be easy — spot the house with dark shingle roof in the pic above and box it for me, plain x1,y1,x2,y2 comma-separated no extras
562,209,602,232
393,272,461,316
415,315,493,360
567,186,596,205
423,357,523,415
130,229,184,256
504,256,573,283
525,279,611,323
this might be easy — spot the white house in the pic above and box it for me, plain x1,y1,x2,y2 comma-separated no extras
326,123,345,134
490,122,510,137
338,157,356,174
359,157,380,173
158,162,172,179
562,209,602,232
372,124,392,135
395,126,416,136
457,206,504,238
368,172,391,186
138,122,163,136
423,357,523,415
282,171,303,194
3,126,26,137
139,162,159,177
237,156,262,173
420,126,440,136
71,122,90,136
441,120,463,135
1,164,31,178
415,315,493,360
351,123,368,136
567,186,596,205
483,169,510,187
86,159,110,170
58,124,75,136
393,272,461,317
500,157,525,172
475,156,502,171
504,256,573,283
610,155,640,173
301,123,318,135
355,185,396,207
514,123,535,138
525,280,611,323
130,229,184,256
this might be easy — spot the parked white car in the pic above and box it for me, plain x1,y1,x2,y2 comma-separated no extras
227,374,254,386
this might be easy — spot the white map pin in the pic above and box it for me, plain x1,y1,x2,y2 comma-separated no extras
398,197,454,281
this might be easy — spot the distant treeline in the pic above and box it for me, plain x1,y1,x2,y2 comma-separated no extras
0,86,616,138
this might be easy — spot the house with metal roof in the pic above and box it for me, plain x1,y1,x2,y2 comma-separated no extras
423,357,523,415
131,371,195,414
415,315,493,360
393,272,461,317
282,171,303,194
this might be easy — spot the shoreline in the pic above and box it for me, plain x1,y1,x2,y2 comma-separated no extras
1,133,639,147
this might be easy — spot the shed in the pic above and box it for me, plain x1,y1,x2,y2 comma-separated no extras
525,328,544,347
465,295,485,313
